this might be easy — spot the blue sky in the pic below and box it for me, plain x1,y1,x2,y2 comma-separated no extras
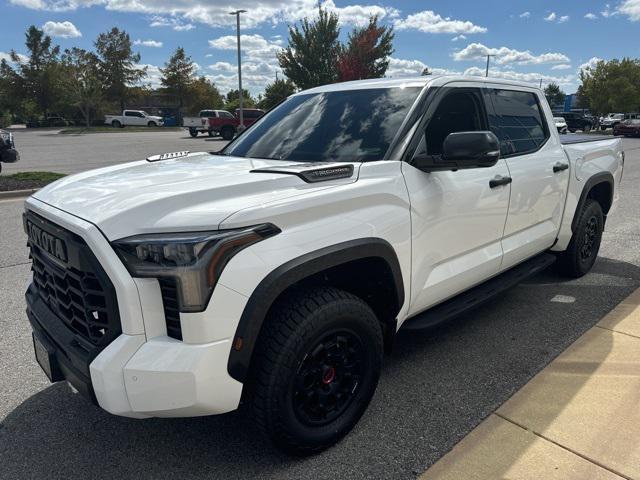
2,0,640,96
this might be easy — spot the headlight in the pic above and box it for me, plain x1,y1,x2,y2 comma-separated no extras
112,224,280,312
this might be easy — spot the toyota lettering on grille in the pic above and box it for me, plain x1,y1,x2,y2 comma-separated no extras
26,221,68,263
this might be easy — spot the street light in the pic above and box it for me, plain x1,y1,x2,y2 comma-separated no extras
485,54,495,77
230,9,247,130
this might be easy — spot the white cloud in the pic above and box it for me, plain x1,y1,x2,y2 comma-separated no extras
42,20,82,37
584,12,598,19
551,64,572,70
464,66,575,87
519,11,530,18
601,3,618,18
558,15,570,23
10,0,102,12
0,51,29,63
453,43,570,65
135,63,162,88
133,39,163,48
451,35,466,42
544,12,557,21
149,15,195,31
617,0,640,20
208,34,283,95
394,10,487,34
578,57,602,73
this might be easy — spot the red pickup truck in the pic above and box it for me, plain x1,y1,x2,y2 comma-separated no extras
210,109,265,140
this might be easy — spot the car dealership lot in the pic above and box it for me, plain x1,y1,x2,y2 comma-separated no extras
1,138,639,479
2,128,228,175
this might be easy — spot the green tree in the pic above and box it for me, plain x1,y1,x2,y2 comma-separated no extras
186,76,224,112
543,82,566,107
277,8,341,89
160,47,196,117
337,16,394,82
580,58,640,114
224,88,256,112
259,78,296,110
61,48,104,127
10,26,62,118
95,27,147,110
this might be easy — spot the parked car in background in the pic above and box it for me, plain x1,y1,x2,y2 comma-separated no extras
183,110,221,137
600,113,624,130
235,108,265,128
613,118,640,137
554,116,568,134
0,129,19,173
560,112,592,133
26,116,72,128
105,110,164,128
624,112,640,120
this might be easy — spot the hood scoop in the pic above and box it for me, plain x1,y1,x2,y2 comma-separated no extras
251,162,354,183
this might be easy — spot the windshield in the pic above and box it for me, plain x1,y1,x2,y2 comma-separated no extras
223,87,421,162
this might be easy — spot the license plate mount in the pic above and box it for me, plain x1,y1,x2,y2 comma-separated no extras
32,333,62,382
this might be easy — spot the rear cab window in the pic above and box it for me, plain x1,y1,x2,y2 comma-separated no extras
485,89,550,157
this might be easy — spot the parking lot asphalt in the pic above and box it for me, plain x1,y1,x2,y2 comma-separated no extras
2,128,228,174
0,138,639,479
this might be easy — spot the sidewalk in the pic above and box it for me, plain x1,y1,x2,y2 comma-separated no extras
421,287,640,480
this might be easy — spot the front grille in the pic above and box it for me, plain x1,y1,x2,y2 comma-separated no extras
158,278,182,340
25,212,121,349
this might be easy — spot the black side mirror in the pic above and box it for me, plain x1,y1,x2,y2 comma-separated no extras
0,148,20,163
412,131,500,172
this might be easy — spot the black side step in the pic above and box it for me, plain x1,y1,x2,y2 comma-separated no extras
401,253,556,331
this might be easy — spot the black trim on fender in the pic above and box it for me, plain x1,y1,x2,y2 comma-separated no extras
227,238,405,382
571,172,614,232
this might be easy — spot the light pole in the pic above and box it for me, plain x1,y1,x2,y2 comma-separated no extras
485,54,495,77
230,10,247,129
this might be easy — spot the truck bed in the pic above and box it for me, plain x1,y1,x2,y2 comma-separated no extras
560,134,613,145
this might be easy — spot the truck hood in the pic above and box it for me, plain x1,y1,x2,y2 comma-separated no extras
32,152,358,240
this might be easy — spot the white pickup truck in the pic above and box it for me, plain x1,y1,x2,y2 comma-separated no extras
23,76,623,455
104,110,164,128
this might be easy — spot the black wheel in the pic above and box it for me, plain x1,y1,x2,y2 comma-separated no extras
221,127,234,141
147,121,157,127
189,128,198,138
555,198,604,278
111,120,121,128
251,287,383,455
569,128,576,133
207,129,214,137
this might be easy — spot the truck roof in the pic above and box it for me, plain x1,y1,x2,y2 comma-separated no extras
296,75,544,95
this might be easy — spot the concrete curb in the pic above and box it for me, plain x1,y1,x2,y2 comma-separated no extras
0,188,38,200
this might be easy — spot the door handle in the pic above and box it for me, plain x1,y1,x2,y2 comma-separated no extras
489,175,512,188
553,162,569,173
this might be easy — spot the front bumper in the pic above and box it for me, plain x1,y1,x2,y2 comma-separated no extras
24,197,245,418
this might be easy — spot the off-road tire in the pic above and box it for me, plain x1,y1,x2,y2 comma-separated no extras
251,287,383,456
221,127,234,141
555,198,604,278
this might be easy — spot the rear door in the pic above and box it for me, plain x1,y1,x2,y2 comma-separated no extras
402,84,511,314
484,86,570,270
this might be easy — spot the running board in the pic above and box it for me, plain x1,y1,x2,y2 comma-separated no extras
401,253,556,331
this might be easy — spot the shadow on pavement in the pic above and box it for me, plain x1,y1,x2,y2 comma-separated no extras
1,257,639,480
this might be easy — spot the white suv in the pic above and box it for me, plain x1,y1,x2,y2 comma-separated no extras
24,76,623,454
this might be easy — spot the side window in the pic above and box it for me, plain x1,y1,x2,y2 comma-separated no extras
487,89,549,157
125,111,135,117
424,89,486,155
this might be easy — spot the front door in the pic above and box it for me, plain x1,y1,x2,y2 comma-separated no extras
402,85,511,316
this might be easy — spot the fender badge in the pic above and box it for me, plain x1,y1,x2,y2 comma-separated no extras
146,151,190,162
